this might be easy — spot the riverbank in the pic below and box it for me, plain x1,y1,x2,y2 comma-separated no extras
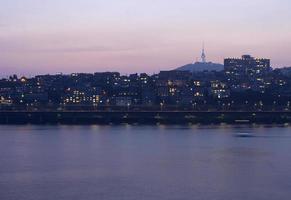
1,111,291,124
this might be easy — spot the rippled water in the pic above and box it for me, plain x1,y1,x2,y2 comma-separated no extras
1,125,291,200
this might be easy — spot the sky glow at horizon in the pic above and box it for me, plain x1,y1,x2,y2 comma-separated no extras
0,0,291,76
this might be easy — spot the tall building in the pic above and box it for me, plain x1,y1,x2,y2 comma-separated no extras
224,55,271,78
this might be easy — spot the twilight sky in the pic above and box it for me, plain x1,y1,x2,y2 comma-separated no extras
0,0,291,76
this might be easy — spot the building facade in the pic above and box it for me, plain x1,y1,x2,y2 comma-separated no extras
224,55,271,79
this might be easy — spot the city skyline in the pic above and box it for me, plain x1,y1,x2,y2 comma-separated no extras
1,0,291,76
2,2,291,200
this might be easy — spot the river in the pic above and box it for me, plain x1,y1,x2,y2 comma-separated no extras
0,125,291,200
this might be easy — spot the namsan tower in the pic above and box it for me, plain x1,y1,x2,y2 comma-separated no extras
201,43,206,63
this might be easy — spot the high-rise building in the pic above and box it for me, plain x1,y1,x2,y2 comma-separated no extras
224,55,271,78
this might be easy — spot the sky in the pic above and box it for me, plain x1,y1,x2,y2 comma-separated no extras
0,0,291,76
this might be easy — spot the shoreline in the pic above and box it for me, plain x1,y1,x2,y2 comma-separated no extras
1,111,291,125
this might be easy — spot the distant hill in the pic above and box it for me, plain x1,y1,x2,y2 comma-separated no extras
277,67,291,75
175,62,224,72
280,66,291,71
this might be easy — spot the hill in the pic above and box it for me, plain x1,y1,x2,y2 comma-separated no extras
175,62,224,72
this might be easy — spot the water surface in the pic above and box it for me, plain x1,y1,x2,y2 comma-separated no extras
1,125,291,200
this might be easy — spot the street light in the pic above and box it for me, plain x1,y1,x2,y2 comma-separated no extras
160,102,164,111
127,103,131,111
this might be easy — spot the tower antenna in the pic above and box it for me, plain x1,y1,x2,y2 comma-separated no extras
201,42,206,63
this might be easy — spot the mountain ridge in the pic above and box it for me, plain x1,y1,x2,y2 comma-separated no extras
175,62,224,72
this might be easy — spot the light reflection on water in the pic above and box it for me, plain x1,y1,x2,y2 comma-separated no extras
0,125,291,200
